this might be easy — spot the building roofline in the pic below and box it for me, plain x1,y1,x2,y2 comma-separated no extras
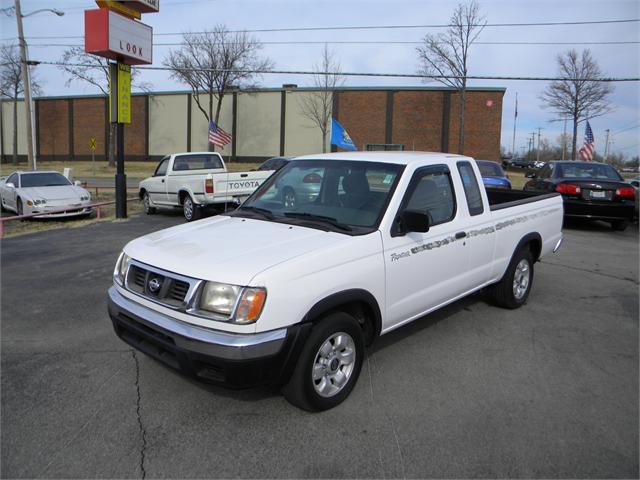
2,85,506,102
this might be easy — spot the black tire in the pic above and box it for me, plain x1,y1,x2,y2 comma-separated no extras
282,311,364,412
487,247,534,309
610,220,628,232
183,195,201,222
142,192,156,215
282,187,297,209
17,198,23,217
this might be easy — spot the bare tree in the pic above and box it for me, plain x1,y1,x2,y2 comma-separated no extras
298,45,344,153
540,49,613,160
164,25,273,149
416,0,486,154
58,46,151,166
0,44,40,165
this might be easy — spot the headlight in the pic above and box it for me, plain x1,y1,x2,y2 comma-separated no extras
80,195,90,201
33,199,47,205
198,282,267,324
199,282,241,316
114,252,131,285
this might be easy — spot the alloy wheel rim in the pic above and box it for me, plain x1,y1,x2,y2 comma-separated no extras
312,332,356,398
284,191,295,208
513,259,530,300
184,198,193,219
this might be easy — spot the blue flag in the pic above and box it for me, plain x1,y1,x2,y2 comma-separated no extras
331,118,357,151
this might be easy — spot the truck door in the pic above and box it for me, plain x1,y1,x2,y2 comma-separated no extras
455,160,497,288
382,165,469,332
147,156,170,205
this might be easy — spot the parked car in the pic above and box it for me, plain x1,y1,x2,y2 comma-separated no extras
523,161,636,230
0,170,92,218
476,160,511,189
629,176,639,217
108,151,563,411
503,157,531,169
257,156,292,172
139,152,274,221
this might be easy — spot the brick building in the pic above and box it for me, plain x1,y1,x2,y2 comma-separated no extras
0,86,505,163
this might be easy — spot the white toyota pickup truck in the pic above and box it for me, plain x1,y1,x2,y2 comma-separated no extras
139,152,273,221
110,152,563,411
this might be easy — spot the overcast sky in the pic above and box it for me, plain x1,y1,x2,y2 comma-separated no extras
1,0,638,159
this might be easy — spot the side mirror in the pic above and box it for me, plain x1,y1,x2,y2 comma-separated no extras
5,182,15,189
400,209,430,234
74,180,82,186
525,172,537,179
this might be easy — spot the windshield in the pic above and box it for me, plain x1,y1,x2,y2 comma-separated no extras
235,160,404,233
476,161,504,177
557,163,623,181
21,172,71,188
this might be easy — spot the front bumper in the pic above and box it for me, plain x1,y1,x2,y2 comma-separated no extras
30,206,92,218
108,287,309,387
563,198,635,222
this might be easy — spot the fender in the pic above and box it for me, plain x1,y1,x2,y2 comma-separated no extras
513,232,543,262
178,188,201,206
302,288,383,341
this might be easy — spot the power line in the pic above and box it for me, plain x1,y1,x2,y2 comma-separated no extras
35,60,640,82
22,40,640,48
3,17,639,41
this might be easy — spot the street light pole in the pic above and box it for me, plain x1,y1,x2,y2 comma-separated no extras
14,0,35,170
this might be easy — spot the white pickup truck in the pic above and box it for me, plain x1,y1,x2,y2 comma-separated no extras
139,152,273,221
110,152,563,411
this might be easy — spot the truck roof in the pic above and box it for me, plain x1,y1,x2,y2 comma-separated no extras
292,151,470,165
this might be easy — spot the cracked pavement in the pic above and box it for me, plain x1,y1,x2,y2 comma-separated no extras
1,214,638,478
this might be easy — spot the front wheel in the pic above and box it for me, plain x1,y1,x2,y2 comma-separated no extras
17,198,24,217
183,195,201,222
487,248,534,309
282,312,364,411
142,192,156,215
610,220,628,232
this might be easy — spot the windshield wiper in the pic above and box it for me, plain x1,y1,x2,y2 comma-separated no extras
237,205,275,220
283,212,353,231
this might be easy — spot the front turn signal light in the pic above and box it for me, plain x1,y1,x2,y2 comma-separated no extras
234,288,267,324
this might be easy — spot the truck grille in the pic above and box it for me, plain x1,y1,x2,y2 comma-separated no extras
126,263,198,308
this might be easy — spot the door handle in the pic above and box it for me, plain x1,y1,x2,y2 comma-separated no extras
455,231,467,239
161,179,165,183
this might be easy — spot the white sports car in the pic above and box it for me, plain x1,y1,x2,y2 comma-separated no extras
0,170,92,218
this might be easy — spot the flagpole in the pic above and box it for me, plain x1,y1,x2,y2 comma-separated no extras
511,92,518,157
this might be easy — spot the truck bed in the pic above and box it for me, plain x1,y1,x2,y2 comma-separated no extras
486,188,560,211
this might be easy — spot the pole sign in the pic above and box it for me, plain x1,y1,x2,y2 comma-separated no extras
85,8,152,65
89,137,97,150
109,63,131,124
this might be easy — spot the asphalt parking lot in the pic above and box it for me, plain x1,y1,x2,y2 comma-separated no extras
1,214,638,478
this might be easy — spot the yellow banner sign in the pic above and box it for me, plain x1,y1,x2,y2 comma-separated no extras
117,63,131,124
89,137,97,150
95,0,142,19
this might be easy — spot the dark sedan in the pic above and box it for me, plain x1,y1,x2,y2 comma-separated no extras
523,161,636,230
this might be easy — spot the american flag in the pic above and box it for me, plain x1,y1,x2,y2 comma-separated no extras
208,121,232,147
578,121,595,161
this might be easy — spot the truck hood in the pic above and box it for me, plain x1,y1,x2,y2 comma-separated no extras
124,216,347,285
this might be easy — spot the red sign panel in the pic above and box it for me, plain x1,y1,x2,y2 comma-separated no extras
85,8,153,65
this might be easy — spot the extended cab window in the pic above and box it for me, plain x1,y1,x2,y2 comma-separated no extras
457,162,484,216
154,157,169,176
173,154,223,171
405,169,456,226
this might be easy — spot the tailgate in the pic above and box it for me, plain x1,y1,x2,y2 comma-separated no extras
211,171,272,197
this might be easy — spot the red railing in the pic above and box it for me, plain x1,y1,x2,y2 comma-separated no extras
0,196,139,239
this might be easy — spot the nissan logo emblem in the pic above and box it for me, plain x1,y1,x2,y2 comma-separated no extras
148,277,162,293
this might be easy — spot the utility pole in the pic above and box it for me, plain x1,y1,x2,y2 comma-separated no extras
14,0,35,170
536,127,543,163
562,116,567,160
604,129,610,160
528,132,535,161
511,92,518,157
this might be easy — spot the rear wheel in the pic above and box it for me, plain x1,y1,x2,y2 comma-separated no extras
488,248,534,309
142,192,156,215
610,220,628,231
182,195,201,222
282,311,364,411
